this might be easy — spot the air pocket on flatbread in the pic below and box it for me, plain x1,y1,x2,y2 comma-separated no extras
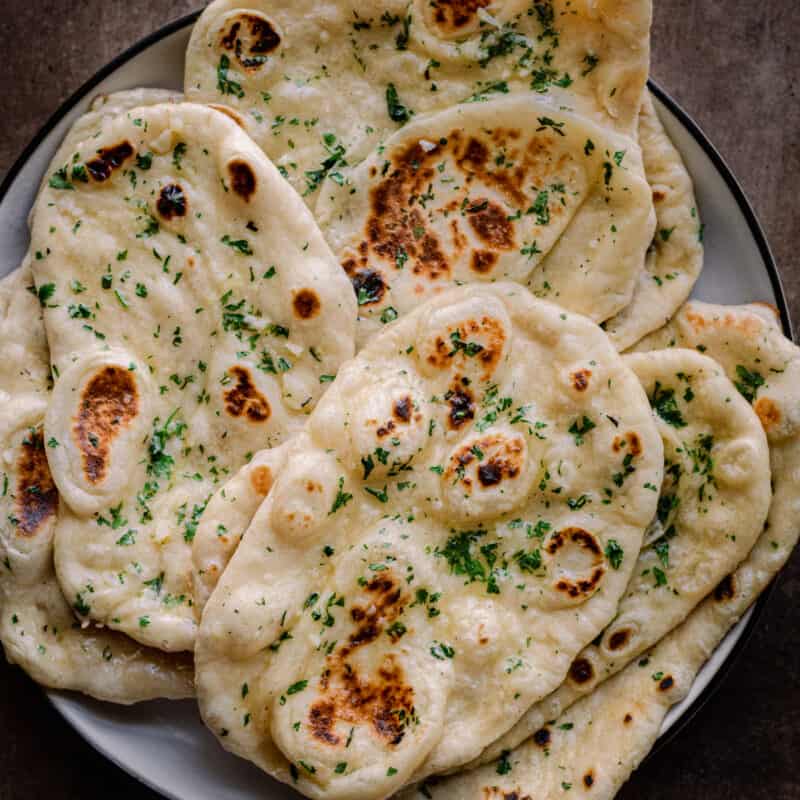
196,283,663,799
30,101,356,652
0,264,194,703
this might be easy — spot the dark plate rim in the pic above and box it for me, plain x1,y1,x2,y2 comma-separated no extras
0,10,789,795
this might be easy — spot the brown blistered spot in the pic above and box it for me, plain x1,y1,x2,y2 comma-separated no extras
224,366,271,423
471,250,498,274
546,527,602,557
293,289,321,320
467,200,515,250
713,574,736,602
376,420,396,438
533,728,551,747
73,366,138,484
751,301,781,321
228,160,256,200
555,570,605,599
548,528,606,600
86,141,134,182
652,189,666,202
15,428,58,536
308,573,414,747
612,431,642,456
220,14,281,69
659,675,674,691
431,0,491,34
607,628,632,650
446,433,524,490
684,309,763,339
445,380,475,430
360,124,556,283
754,397,781,432
572,369,592,392
369,163,450,282
427,315,507,381
623,713,633,725
457,137,489,170
482,790,532,800
157,184,187,220
569,657,594,685
584,772,595,788
351,268,386,307
250,465,273,496
393,396,412,423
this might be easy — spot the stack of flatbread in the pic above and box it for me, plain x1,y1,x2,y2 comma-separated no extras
0,2,794,798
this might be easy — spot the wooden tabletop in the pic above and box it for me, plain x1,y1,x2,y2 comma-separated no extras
0,2,797,798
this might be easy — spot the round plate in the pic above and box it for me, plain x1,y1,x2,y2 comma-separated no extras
0,12,789,800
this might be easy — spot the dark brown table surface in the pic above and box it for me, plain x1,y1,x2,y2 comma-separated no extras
0,2,798,798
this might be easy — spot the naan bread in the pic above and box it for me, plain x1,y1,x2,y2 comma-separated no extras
419,301,799,798
193,440,291,611
185,0,651,203
0,264,194,703
196,283,663,799
317,93,654,343
29,101,356,652
603,91,704,350
475,347,770,764
34,89,183,204
414,556,764,800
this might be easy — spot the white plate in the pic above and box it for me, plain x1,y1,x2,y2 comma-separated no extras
0,12,789,800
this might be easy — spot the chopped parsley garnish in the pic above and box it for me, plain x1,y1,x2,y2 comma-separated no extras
536,116,565,136
380,307,399,324
37,283,56,305
221,235,253,255
329,477,353,514
733,364,765,404
496,750,512,775
217,54,244,98
568,416,596,445
386,83,411,124
147,409,186,479
49,167,75,191
364,485,389,503
605,539,624,569
651,382,687,428
429,641,455,660
513,549,542,572
449,330,484,357
304,133,347,195
581,53,599,75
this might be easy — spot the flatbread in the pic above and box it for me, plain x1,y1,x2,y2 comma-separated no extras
193,441,291,611
33,89,183,205
0,264,194,703
316,92,654,344
603,91,704,350
414,554,766,800
196,283,663,799
185,0,652,201
475,346,770,764
418,301,799,798
29,101,356,652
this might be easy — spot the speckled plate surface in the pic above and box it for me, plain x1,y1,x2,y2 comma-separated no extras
0,11,789,800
